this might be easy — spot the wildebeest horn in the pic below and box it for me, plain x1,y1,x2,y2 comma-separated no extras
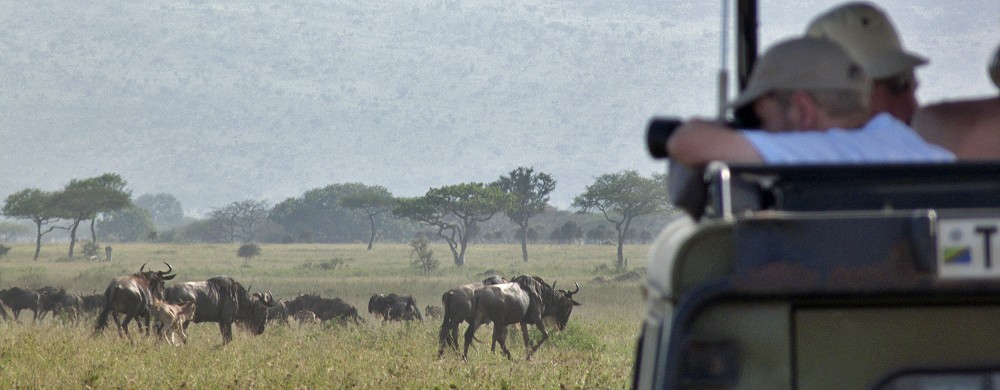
265,290,274,303
139,263,147,273
567,282,580,297
162,262,173,274
552,281,557,290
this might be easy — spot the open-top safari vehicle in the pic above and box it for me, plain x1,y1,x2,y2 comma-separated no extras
632,1,1000,389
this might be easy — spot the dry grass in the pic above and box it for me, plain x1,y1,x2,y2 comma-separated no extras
0,242,647,389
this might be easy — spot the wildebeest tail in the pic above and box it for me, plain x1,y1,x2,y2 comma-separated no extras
93,287,116,333
439,291,455,346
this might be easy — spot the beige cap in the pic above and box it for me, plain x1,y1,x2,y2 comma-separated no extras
806,2,927,79
990,43,1000,89
730,37,869,109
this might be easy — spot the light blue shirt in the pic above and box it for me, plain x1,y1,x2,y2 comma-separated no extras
741,113,956,163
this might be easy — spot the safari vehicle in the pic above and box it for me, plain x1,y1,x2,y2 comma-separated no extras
632,1,1000,389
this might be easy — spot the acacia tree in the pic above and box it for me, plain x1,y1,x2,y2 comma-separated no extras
394,183,512,267
493,167,555,262
2,189,60,260
573,170,669,269
340,185,396,250
51,173,132,258
210,199,270,243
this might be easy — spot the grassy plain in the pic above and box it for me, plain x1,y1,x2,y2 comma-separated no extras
0,242,649,389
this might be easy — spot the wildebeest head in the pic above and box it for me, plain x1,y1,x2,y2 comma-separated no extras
548,282,582,331
244,290,276,335
482,275,508,285
368,293,385,316
138,262,177,300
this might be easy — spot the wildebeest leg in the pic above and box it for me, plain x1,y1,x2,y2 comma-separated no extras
142,313,152,336
178,321,188,345
462,318,481,361
220,321,233,344
496,325,512,360
438,318,451,358
526,322,549,361
450,324,460,350
121,314,134,338
111,312,124,337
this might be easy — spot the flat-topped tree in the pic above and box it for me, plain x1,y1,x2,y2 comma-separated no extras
394,183,512,267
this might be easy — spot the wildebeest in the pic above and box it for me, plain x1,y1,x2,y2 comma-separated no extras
368,293,422,322
37,286,84,324
424,305,443,319
163,276,276,344
149,298,196,346
266,299,290,324
80,292,105,315
545,281,582,331
438,275,508,357
286,294,363,324
0,287,41,322
462,275,562,361
94,263,177,337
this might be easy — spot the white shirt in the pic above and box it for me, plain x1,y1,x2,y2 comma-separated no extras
741,113,956,164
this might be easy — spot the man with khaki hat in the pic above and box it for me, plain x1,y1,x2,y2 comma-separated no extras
666,37,953,166
912,43,1000,159
805,1,926,124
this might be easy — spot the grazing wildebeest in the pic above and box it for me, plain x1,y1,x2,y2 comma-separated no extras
438,275,509,357
368,293,422,322
38,286,84,324
163,276,276,344
149,299,196,346
94,263,176,337
0,287,40,322
286,294,363,324
545,281,582,331
462,275,561,361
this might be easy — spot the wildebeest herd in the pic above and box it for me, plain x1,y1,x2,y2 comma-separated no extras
0,263,582,360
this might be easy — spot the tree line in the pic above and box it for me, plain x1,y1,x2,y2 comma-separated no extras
2,168,674,269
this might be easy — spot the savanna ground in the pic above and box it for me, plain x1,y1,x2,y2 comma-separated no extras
0,242,649,389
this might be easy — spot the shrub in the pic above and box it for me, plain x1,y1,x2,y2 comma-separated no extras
409,237,438,275
237,243,261,263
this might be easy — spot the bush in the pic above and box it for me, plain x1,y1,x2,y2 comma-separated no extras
237,243,261,263
0,245,10,257
81,241,100,258
409,237,438,275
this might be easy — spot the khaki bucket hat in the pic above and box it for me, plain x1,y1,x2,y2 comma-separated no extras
730,37,869,109
806,2,927,79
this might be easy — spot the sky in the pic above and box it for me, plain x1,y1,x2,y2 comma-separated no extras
0,1,996,217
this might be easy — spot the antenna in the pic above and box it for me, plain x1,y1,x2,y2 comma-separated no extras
717,0,730,121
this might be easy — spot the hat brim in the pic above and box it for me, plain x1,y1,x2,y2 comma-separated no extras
867,51,928,79
729,84,769,109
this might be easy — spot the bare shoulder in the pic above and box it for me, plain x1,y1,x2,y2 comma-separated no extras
913,97,1000,159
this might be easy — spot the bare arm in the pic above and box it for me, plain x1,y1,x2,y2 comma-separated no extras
666,119,764,166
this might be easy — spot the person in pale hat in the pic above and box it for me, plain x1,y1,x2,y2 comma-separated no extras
805,2,927,124
666,37,954,166
912,43,1000,159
